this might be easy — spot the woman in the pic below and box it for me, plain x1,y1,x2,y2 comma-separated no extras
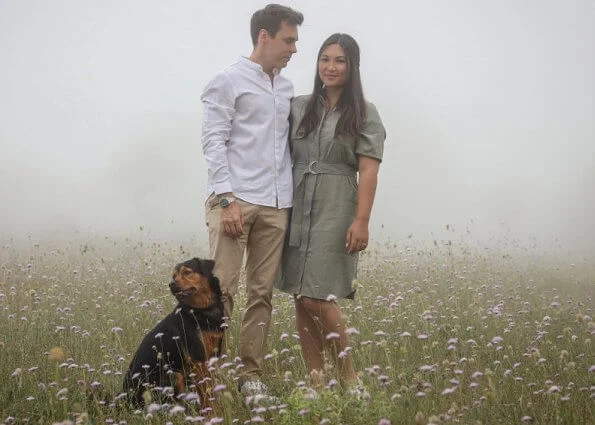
277,33,386,395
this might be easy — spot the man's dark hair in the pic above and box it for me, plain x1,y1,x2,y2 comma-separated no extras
250,4,304,46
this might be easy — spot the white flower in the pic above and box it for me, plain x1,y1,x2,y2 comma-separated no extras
169,405,185,415
326,332,340,340
441,387,457,395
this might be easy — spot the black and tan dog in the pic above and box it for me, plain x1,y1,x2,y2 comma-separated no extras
123,257,225,408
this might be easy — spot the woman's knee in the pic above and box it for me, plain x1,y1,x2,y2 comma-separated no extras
296,295,328,314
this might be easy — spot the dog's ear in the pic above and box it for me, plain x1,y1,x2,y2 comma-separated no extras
199,259,215,277
185,258,202,273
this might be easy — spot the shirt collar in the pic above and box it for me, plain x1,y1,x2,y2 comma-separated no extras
238,56,281,76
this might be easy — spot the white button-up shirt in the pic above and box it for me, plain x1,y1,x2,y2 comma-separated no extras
201,57,293,208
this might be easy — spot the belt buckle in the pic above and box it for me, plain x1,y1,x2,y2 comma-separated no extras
307,160,319,175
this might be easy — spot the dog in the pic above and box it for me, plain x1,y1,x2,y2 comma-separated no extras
123,257,225,408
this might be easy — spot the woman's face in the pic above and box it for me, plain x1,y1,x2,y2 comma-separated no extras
318,43,348,89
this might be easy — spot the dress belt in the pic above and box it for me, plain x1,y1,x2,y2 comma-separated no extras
289,161,356,249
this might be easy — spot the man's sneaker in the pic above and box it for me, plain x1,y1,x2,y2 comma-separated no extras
240,379,280,406
347,379,370,401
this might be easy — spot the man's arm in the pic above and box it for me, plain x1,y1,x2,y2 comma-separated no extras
201,73,244,237
201,72,235,195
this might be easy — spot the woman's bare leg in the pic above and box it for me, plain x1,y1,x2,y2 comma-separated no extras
295,296,326,388
298,296,358,385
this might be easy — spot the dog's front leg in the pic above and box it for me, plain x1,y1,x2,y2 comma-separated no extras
189,360,213,410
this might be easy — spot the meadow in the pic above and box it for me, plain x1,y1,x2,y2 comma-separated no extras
1,235,593,425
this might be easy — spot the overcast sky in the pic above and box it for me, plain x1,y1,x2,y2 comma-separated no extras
1,0,594,252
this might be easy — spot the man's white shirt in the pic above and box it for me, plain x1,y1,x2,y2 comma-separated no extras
201,57,293,208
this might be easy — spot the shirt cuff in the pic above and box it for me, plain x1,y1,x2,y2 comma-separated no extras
212,181,233,195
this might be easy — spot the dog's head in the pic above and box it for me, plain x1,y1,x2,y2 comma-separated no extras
170,258,221,309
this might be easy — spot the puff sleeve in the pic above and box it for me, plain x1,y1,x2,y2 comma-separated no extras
355,102,386,162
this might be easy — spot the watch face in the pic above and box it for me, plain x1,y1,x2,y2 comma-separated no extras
220,198,230,208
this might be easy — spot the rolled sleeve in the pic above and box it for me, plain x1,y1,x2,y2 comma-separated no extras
355,102,386,162
201,73,236,195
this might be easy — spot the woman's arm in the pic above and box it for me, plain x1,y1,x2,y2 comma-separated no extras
345,155,381,254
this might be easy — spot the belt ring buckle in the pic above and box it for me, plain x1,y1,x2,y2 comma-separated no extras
307,160,319,175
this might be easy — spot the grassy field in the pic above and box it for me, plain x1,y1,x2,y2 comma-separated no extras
0,236,593,425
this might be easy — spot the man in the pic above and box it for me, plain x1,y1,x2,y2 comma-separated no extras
200,4,303,403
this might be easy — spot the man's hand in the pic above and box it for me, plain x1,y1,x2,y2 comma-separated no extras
220,201,244,238
345,219,369,254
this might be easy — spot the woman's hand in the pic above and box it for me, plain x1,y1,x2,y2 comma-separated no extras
345,155,380,255
345,219,369,254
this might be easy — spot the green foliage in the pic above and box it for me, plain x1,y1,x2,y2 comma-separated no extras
0,237,593,424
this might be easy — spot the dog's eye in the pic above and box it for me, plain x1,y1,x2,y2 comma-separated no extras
183,270,191,276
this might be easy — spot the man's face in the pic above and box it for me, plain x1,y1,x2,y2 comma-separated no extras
264,21,298,70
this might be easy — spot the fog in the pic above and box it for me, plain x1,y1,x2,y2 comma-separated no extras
1,0,594,253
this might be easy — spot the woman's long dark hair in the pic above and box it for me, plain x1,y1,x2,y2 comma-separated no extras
297,33,367,139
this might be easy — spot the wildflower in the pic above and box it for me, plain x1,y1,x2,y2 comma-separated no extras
399,331,412,337
11,368,21,377
417,334,429,340
213,384,226,393
441,387,457,395
378,375,390,385
182,392,200,403
111,327,123,334
378,420,391,425
346,327,360,335
326,332,340,340
521,416,534,422
547,385,560,394
169,405,185,415
48,347,65,362
147,404,161,414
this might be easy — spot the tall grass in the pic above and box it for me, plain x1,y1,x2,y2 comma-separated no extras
0,236,593,424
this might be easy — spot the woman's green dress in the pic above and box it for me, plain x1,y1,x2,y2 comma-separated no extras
276,95,386,300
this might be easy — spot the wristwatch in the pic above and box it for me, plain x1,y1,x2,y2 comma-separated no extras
218,195,236,208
